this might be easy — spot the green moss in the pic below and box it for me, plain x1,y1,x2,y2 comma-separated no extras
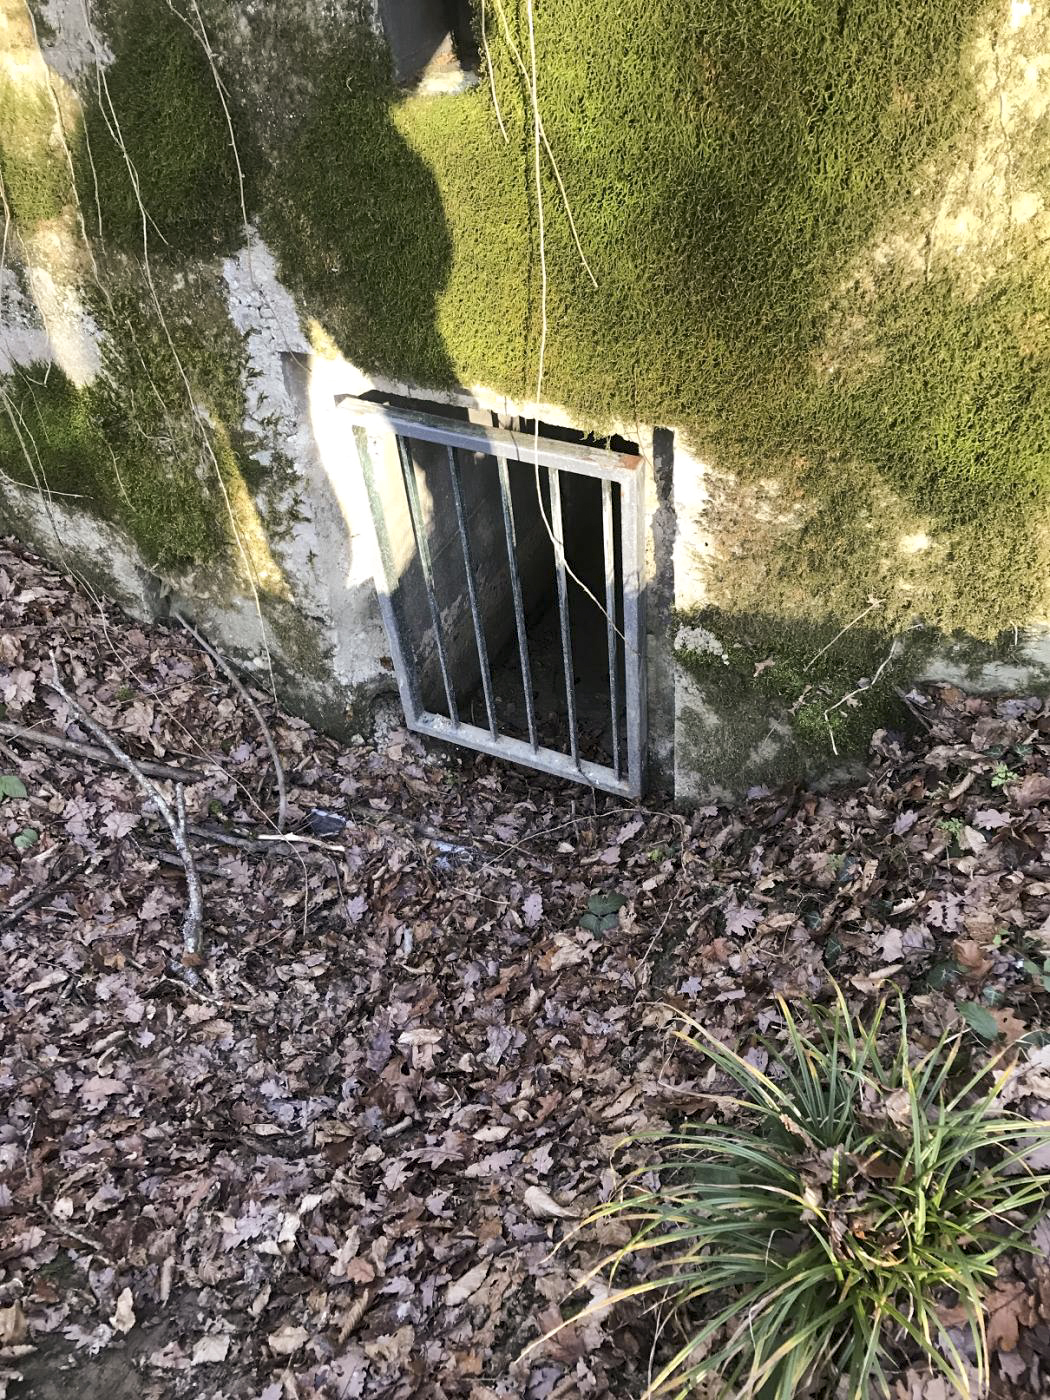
0,260,260,571
0,76,72,226
77,0,256,259
840,269,1050,631
262,34,461,386
0,362,109,499
260,0,1050,640
674,608,929,765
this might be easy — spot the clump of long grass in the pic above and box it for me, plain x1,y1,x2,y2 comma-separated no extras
551,992,1050,1399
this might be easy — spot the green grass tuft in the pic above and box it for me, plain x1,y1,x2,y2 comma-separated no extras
552,993,1050,1398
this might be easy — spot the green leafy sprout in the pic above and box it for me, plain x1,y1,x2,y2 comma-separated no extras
937,816,965,844
989,762,1020,789
536,993,1050,1399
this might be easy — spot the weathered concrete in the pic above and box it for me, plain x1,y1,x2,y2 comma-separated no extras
3,0,1050,804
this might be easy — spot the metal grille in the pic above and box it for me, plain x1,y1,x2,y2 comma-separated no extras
343,398,647,797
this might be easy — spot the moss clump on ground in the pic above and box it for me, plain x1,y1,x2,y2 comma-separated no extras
260,0,1049,641
77,0,256,259
0,76,72,227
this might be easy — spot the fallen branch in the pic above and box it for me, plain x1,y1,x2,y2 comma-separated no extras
0,856,92,931
0,720,203,784
175,612,287,832
47,655,205,956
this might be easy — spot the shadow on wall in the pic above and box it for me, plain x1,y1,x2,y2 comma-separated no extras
264,33,457,390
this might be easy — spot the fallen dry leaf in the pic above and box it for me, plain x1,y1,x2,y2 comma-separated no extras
267,1324,309,1357
109,1288,136,1335
953,939,993,978
191,1334,230,1365
1011,773,1050,810
445,1260,491,1307
985,1280,1036,1352
0,1302,26,1346
523,1185,580,1220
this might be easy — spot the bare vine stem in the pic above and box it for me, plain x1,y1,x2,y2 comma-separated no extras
47,652,205,955
174,611,287,832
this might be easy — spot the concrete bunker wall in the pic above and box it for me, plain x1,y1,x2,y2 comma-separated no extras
1,0,1050,801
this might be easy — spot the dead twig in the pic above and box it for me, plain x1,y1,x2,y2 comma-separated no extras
175,612,287,832
893,686,935,733
140,845,224,877
47,654,205,956
44,1208,116,1267
803,596,883,673
0,719,203,784
0,857,92,930
823,638,901,757
255,831,347,854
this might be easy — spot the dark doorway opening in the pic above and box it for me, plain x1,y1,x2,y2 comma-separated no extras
377,0,479,85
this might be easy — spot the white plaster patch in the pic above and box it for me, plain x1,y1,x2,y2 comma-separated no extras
222,235,310,458
898,531,931,554
671,443,714,612
674,623,729,664
221,236,390,692
0,267,50,374
0,255,100,385
921,626,1050,693
24,262,100,384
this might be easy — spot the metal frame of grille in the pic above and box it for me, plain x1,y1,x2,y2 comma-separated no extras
342,397,648,798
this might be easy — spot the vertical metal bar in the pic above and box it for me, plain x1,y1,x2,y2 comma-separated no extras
602,479,622,780
547,465,580,767
354,427,422,725
396,435,459,726
620,468,648,798
447,446,498,739
497,458,539,750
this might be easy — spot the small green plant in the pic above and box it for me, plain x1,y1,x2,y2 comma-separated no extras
580,891,626,934
0,774,27,801
545,994,1050,1399
990,762,1020,789
1022,956,1050,995
13,827,38,853
937,816,965,843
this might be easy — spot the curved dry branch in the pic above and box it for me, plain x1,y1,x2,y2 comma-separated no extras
175,611,287,832
47,653,204,955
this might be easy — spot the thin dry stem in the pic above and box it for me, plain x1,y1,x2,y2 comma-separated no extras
47,652,205,954
803,596,883,673
481,1,509,144
175,611,287,832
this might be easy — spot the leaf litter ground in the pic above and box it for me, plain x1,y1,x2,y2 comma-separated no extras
1,538,1050,1400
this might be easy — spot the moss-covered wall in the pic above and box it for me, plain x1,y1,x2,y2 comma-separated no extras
2,0,1049,782
0,0,256,572
256,0,1050,647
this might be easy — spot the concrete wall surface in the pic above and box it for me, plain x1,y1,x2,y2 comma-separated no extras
2,0,1049,801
